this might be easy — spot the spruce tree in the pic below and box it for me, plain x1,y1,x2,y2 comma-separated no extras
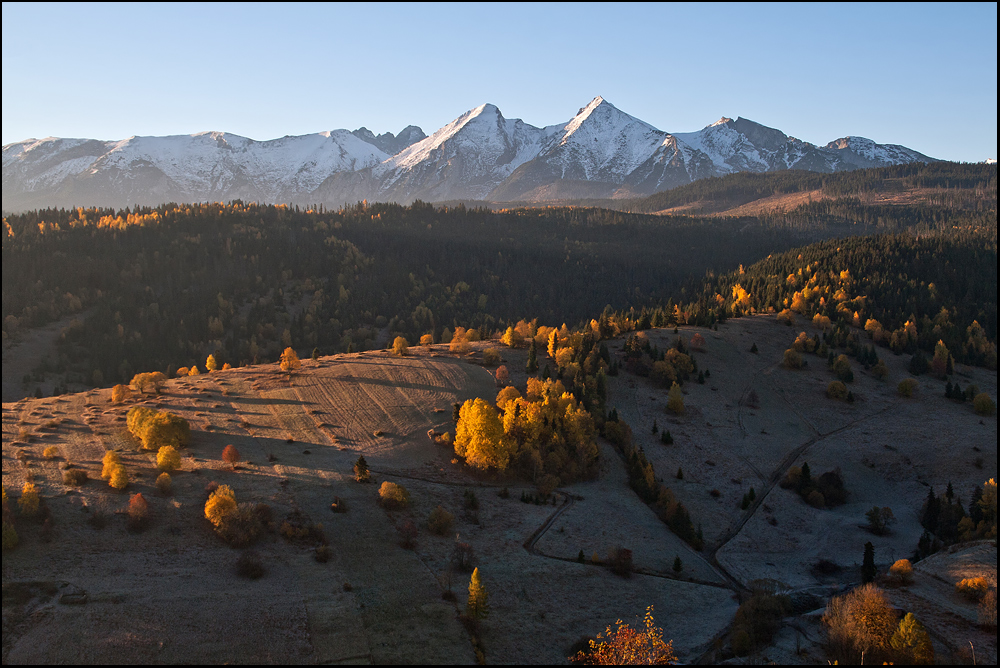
672,556,682,573
353,455,370,483
862,541,877,584
526,340,538,374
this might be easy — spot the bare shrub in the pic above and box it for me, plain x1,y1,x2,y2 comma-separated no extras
235,550,265,579
451,541,477,572
398,519,418,549
607,547,634,578
62,469,88,486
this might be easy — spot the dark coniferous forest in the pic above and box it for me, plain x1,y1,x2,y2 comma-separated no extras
2,162,996,389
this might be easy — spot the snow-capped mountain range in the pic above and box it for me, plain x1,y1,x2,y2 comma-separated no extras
2,97,935,212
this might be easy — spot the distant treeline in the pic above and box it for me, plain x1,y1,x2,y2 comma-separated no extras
626,162,997,214
2,167,996,390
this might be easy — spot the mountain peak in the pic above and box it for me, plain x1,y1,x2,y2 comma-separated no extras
710,117,733,127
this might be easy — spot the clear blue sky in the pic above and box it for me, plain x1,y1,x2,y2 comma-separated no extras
2,2,996,162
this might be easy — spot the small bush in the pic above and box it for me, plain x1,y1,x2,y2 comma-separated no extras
398,519,418,549
315,545,331,563
109,465,129,491
973,393,996,416
155,472,172,496
205,485,237,527
826,380,848,400
607,547,633,578
428,506,454,536
157,445,181,471
451,541,477,572
887,559,914,585
955,577,988,601
897,378,919,398
218,502,269,547
463,489,479,511
806,490,825,509
101,451,121,480
235,550,265,579
62,469,88,486
42,446,60,460
783,348,804,369
18,482,40,517
221,444,241,466
126,493,150,532
378,481,409,510
481,348,501,366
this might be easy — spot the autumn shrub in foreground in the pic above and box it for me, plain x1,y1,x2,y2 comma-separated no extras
974,392,996,416
823,583,898,665
42,446,60,460
730,583,791,656
378,481,409,510
889,612,934,664
571,605,676,665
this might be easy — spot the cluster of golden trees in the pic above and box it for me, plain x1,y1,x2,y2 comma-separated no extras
454,378,598,489
823,584,934,664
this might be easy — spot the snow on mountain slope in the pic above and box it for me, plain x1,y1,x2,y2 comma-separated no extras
373,103,551,201
823,136,933,168
542,96,671,182
2,97,939,211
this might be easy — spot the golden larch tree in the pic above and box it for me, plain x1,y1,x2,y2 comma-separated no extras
280,347,301,374
572,606,676,665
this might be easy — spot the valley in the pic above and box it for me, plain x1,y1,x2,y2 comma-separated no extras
2,316,995,664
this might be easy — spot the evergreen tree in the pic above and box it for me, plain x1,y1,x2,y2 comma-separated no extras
353,455,370,483
672,555,682,573
526,340,538,374
862,541,877,584
922,487,939,532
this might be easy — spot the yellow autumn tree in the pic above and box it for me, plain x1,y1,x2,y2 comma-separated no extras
187,365,200,376
572,606,676,665
392,336,409,356
111,383,131,404
666,382,684,415
109,465,129,491
420,333,434,347
205,485,237,527
454,398,513,471
139,411,190,451
101,451,121,480
157,445,181,471
18,482,40,517
280,347,301,374
501,326,523,348
206,354,218,372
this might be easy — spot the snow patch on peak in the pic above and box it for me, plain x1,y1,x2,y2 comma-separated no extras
710,117,733,127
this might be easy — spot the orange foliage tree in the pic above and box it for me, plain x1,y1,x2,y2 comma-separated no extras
572,606,676,665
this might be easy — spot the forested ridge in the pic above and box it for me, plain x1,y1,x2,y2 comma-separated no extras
626,162,996,215
1,160,997,391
